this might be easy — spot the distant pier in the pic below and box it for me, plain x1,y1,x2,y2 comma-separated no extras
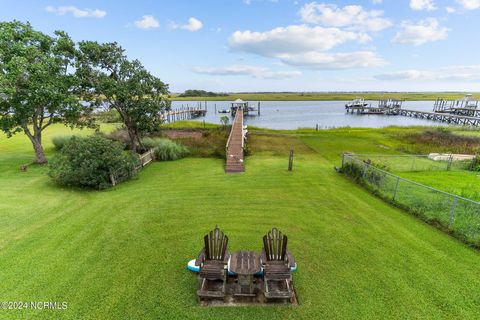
391,109,480,126
346,99,403,115
230,99,260,116
345,95,480,127
161,105,207,123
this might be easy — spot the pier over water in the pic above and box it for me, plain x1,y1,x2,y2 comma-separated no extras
225,108,246,173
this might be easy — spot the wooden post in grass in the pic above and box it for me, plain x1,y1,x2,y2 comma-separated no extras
288,149,294,171
316,124,318,131
258,102,261,116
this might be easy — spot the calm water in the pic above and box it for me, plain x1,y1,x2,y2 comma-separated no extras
171,100,444,130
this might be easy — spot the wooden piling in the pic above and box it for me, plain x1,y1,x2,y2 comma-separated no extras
288,149,294,171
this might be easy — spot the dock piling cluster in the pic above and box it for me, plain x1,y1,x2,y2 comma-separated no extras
345,95,480,126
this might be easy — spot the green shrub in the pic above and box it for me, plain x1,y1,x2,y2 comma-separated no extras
52,135,73,151
142,138,189,161
49,135,139,189
469,156,480,171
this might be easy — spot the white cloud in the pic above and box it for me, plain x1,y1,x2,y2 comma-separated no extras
134,15,160,30
372,0,383,4
46,6,106,18
409,0,437,11
243,0,279,4
456,0,480,10
229,25,370,56
170,17,203,32
376,65,480,81
446,6,457,13
299,3,392,32
276,51,386,69
191,65,301,79
229,24,386,69
376,70,435,80
392,18,448,46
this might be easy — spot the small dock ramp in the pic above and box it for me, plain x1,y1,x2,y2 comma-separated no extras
225,110,246,173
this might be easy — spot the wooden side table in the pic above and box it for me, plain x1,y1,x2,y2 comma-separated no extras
229,251,261,297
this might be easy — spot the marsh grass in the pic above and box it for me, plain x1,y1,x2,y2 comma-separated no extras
141,137,189,161
172,92,480,101
400,128,480,154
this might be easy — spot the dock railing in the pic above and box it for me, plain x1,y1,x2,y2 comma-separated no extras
341,153,480,246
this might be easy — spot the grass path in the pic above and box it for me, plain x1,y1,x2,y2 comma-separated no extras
0,126,480,319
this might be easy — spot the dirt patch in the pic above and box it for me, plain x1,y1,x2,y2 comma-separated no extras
162,129,203,139
249,132,315,156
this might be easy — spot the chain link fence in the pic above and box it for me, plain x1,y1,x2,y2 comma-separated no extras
351,154,476,172
341,153,480,246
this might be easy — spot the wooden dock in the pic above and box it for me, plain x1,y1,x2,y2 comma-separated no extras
225,109,246,173
346,106,388,114
345,99,403,115
346,98,480,126
390,109,480,126
433,97,480,116
161,106,207,123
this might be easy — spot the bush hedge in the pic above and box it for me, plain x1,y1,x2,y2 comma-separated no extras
52,135,73,151
49,135,139,189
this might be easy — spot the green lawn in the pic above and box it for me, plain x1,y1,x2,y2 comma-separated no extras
1,125,480,319
400,171,480,201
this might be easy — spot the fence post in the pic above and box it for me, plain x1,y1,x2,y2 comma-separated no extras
411,156,416,171
288,149,294,171
447,154,453,171
449,196,458,227
470,156,477,171
363,161,370,178
393,176,400,200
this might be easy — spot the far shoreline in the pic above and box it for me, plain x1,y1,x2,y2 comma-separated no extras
171,92,480,102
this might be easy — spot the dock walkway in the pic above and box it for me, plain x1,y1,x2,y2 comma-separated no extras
161,107,206,123
391,109,480,126
225,109,245,173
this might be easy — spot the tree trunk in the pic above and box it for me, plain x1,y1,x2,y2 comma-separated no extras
32,138,47,164
127,128,139,152
24,127,47,164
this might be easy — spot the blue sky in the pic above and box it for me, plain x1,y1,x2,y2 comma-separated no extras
1,0,480,92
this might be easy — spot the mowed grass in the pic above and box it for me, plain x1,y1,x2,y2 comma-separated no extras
1,125,480,319
400,170,480,201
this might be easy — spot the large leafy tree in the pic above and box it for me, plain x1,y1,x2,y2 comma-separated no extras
77,41,170,152
0,21,91,164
